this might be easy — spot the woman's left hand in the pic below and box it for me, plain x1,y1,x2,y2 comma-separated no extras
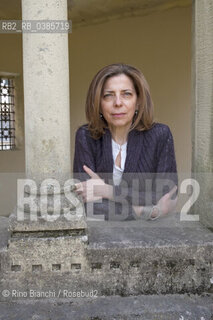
74,165,107,202
157,185,178,216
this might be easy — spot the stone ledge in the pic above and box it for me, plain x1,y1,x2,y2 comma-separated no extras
87,213,213,247
2,213,213,248
0,294,212,320
8,212,87,233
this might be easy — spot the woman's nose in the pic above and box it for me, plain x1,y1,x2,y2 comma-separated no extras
114,95,122,106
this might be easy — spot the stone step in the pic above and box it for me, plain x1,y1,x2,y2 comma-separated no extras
0,294,212,320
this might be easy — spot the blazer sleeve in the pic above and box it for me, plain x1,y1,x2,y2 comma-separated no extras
155,125,177,177
73,126,96,182
73,126,136,220
113,125,178,206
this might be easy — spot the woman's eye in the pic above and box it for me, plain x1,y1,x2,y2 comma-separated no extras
103,94,112,98
123,92,132,96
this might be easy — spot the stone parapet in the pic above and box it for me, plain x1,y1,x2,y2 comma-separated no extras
1,215,213,300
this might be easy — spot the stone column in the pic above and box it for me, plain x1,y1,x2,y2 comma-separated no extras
9,0,86,234
22,0,70,184
192,0,213,229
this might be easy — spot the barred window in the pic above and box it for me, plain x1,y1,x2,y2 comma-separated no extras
0,78,15,150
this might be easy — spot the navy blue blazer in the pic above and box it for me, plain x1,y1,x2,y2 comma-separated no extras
73,123,178,220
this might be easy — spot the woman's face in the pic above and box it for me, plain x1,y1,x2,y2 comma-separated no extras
100,74,138,131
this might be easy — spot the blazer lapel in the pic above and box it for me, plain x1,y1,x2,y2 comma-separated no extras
124,129,143,173
101,128,113,173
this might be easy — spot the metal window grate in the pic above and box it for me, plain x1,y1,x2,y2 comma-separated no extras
0,78,15,150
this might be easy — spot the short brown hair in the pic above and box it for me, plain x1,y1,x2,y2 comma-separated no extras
85,63,154,139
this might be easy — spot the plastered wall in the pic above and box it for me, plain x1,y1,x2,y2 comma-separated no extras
0,6,191,216
69,6,192,173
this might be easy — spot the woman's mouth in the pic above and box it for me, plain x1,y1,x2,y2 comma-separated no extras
112,113,125,118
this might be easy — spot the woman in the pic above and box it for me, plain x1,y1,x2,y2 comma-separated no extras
73,63,178,221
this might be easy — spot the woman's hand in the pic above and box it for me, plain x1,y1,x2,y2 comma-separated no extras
74,165,113,202
157,185,178,216
133,185,178,219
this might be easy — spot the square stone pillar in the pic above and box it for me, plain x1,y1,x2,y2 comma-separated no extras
192,0,213,229
9,0,87,237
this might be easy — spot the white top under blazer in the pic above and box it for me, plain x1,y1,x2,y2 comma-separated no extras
112,139,127,186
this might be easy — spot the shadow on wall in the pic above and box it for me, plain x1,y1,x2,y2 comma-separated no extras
0,173,25,217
